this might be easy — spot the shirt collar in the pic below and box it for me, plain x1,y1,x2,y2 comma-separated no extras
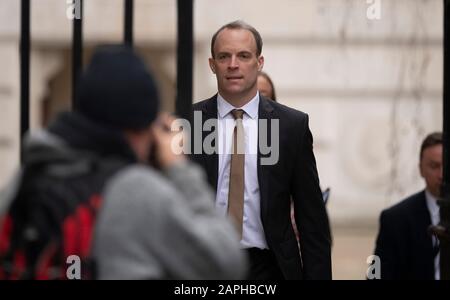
425,190,440,217
217,92,259,120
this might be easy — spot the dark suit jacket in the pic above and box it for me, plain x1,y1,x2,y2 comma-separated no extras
190,95,332,279
374,190,436,280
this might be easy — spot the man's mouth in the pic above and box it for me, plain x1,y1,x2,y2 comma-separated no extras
226,76,243,80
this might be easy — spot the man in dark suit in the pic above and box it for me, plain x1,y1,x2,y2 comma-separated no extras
190,20,331,280
374,132,443,280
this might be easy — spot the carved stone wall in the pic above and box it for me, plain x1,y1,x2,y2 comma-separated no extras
0,0,443,228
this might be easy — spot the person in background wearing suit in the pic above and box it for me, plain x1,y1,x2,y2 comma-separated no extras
374,132,443,280
191,20,331,280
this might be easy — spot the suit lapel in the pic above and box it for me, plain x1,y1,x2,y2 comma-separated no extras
415,192,435,264
201,95,219,191
257,96,275,224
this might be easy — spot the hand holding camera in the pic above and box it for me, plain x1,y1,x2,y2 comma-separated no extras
151,113,186,169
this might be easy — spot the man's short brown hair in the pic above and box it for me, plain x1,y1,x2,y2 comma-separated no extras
210,20,263,58
420,132,443,160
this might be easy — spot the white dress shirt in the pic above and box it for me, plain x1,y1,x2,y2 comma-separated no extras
215,92,268,249
425,190,440,280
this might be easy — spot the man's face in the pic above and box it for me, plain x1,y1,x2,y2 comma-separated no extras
209,28,264,103
420,144,443,198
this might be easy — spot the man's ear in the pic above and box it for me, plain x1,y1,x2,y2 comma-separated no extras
257,55,264,72
209,58,216,74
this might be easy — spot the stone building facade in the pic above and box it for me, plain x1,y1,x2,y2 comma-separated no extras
0,0,444,278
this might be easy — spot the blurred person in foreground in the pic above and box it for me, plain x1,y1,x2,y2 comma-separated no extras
374,132,443,280
0,45,246,280
191,20,331,280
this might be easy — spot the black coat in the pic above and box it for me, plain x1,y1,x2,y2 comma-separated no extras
190,95,332,279
374,190,436,280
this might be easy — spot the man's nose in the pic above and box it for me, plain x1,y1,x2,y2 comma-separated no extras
228,55,239,69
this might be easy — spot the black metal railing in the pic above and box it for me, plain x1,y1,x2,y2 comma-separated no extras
124,0,134,46
72,0,83,111
20,0,30,162
438,0,450,280
19,0,194,152
176,0,194,122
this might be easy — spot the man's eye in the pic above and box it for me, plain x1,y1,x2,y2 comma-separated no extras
239,53,250,59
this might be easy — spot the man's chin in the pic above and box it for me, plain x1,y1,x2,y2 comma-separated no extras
224,82,243,89
431,189,442,199
222,87,243,96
